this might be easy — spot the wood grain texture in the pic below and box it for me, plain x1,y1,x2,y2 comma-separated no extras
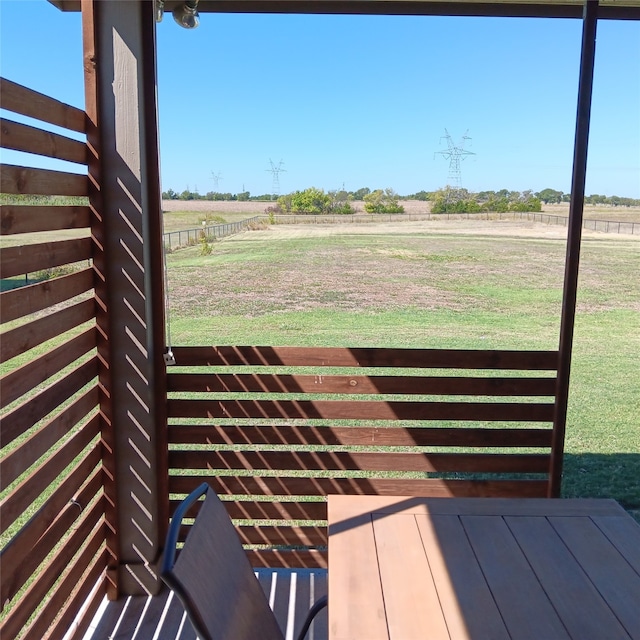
0,164,88,197
0,204,91,235
0,237,91,279
168,424,553,448
0,327,96,409
168,372,556,396
0,78,86,132
0,267,93,325
171,345,559,370
0,299,95,364
168,398,554,422
169,449,550,474
0,118,87,164
0,357,97,448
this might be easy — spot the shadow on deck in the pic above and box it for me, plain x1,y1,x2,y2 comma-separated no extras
80,569,328,640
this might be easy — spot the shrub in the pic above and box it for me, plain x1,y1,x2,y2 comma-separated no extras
363,189,404,213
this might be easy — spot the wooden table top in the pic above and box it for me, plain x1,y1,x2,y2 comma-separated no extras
327,496,640,640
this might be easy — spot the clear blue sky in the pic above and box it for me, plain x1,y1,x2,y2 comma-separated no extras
1,0,639,197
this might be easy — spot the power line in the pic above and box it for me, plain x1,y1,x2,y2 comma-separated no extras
434,129,475,191
266,159,286,198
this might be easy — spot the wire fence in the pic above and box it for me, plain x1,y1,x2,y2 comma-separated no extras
268,211,639,234
163,216,262,249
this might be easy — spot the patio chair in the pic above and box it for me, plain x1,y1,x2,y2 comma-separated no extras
161,482,328,640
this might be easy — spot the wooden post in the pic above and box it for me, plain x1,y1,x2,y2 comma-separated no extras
550,0,599,498
82,0,168,597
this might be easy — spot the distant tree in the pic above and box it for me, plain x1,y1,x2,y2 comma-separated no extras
410,190,432,201
162,188,178,200
536,188,564,204
237,191,250,201
364,189,404,214
351,187,371,200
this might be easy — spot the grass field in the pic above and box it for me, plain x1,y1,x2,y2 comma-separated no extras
165,217,640,516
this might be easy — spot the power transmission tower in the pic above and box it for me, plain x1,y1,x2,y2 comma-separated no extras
434,129,475,192
266,159,286,198
210,170,222,191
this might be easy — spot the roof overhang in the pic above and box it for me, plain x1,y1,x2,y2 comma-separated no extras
47,0,640,20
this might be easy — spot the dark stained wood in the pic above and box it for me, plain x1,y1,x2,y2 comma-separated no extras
0,357,97,448
0,204,91,235
168,398,554,422
169,475,549,499
245,549,328,569
0,298,95,363
170,498,327,522
168,372,557,396
43,0,640,20
47,554,107,640
0,78,86,133
1,237,92,280
1,499,104,631
0,327,96,409
551,0,599,498
0,468,103,605
0,118,87,164
168,424,553,448
1,391,98,491
19,528,105,640
169,450,550,474
0,164,88,197
171,345,559,370
0,416,100,535
237,525,327,547
0,267,93,325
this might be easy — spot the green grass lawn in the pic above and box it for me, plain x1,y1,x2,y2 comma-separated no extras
165,221,640,516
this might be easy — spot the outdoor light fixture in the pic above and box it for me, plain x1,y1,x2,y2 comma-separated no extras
173,0,200,29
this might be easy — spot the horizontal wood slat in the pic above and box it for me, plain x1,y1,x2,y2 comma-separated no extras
0,267,93,325
169,398,554,422
0,164,88,197
1,298,95,364
169,450,550,474
0,459,102,603
169,475,549,499
0,416,100,535
169,498,328,522
19,528,105,640
1,237,92,279
1,499,103,632
168,345,559,566
245,549,328,570
0,357,98,448
0,118,87,164
0,388,99,491
171,346,559,370
0,78,86,133
0,327,96,410
168,372,557,396
168,424,553,448
0,204,91,235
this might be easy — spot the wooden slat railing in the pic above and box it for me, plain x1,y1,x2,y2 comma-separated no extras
167,345,560,568
0,79,103,640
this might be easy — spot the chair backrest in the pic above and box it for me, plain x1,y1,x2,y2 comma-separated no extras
161,483,284,640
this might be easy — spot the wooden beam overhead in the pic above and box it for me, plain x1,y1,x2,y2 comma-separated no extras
48,0,640,19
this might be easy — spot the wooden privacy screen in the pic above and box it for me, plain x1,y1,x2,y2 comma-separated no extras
0,79,104,640
167,345,560,568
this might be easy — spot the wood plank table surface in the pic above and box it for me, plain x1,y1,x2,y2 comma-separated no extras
328,496,640,640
